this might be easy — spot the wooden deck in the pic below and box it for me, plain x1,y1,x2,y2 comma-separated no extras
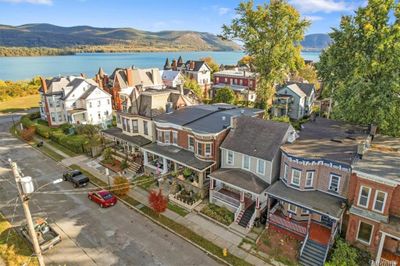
381,250,400,266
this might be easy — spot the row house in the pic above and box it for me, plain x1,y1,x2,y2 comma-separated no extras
347,135,400,266
102,85,200,169
105,67,164,111
164,56,212,98
266,117,371,266
273,82,316,120
141,104,263,198
212,69,258,102
39,76,112,127
209,116,296,230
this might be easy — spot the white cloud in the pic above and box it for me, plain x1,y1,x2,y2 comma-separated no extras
218,7,230,15
304,15,324,21
0,0,52,4
289,0,352,13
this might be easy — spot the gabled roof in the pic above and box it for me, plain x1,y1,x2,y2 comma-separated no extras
221,116,292,161
278,83,307,98
277,82,315,98
184,60,210,72
161,70,182,81
287,82,315,97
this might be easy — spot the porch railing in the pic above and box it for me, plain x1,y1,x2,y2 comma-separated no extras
268,213,307,236
371,259,398,266
246,211,257,231
212,190,240,208
300,233,309,257
234,207,242,222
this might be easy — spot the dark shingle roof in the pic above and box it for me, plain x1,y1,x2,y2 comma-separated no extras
184,60,210,72
102,127,151,147
286,82,315,97
209,168,269,194
221,116,291,161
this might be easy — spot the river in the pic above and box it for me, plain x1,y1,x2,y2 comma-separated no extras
0,51,320,81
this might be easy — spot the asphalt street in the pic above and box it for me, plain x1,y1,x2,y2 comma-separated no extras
0,114,220,266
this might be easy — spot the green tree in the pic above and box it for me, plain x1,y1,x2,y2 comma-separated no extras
294,64,320,90
222,0,310,109
214,87,235,104
183,77,203,99
318,0,400,137
200,57,219,74
325,239,358,266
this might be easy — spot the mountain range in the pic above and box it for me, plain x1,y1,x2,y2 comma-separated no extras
0,23,331,53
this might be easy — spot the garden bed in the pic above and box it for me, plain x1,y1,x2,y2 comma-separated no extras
168,190,202,211
101,159,123,173
200,203,234,226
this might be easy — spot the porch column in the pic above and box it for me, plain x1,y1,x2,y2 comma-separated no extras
240,191,245,210
329,220,337,246
198,171,204,188
376,232,386,263
254,196,261,217
162,157,168,174
266,197,271,229
173,162,177,172
209,178,214,203
143,151,148,165
307,213,312,234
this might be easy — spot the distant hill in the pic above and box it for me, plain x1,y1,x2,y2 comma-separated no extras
0,23,241,51
301,33,331,51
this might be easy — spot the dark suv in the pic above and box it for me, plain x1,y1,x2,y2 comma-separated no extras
63,170,89,188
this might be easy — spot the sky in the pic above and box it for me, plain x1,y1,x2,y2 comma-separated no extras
0,0,366,34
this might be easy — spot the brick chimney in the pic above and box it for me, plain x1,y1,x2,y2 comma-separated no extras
178,84,184,95
126,68,134,86
40,77,47,93
172,59,177,70
190,60,195,70
80,73,87,78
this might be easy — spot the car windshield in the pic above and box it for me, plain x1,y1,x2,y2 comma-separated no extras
102,193,113,200
71,171,82,177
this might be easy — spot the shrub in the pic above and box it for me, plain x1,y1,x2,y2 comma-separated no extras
183,168,193,177
214,87,235,104
271,116,290,123
325,238,359,266
201,203,234,226
20,115,35,128
120,160,128,170
148,189,168,216
102,147,113,163
35,124,51,139
112,176,130,197
20,126,35,141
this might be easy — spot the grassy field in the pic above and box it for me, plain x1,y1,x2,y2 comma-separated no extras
0,212,38,266
0,94,40,113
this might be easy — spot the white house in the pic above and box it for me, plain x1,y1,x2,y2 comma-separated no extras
39,76,112,127
160,70,184,88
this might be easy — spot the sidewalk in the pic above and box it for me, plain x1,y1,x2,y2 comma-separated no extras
33,136,71,159
69,155,272,266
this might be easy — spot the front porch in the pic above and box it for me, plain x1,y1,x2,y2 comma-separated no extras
67,108,87,124
374,230,400,266
208,168,269,231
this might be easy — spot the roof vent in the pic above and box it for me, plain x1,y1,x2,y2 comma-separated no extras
330,138,343,143
222,116,226,121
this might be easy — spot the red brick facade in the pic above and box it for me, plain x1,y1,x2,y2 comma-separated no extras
214,74,257,89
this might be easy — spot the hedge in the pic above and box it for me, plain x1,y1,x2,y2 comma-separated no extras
35,124,51,139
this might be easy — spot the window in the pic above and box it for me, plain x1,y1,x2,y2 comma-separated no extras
205,143,212,157
51,112,56,122
188,136,195,151
357,221,373,244
172,131,178,145
329,174,340,193
89,102,92,108
305,171,314,188
107,99,110,105
257,159,265,175
197,142,203,156
358,186,371,208
164,131,170,144
291,169,301,186
288,204,297,214
143,121,148,135
57,112,63,121
157,130,163,142
283,164,288,181
132,120,138,132
98,100,101,107
243,155,250,170
227,150,234,165
301,208,310,215
373,191,387,213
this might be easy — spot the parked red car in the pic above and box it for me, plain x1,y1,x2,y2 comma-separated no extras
87,190,117,208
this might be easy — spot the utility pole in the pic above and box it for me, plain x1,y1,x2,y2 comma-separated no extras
9,160,45,266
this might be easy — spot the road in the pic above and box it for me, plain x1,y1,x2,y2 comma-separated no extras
0,114,220,266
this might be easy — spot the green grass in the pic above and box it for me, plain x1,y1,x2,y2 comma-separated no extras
167,202,189,217
133,175,156,191
0,94,40,113
36,144,65,162
0,212,39,265
45,140,78,157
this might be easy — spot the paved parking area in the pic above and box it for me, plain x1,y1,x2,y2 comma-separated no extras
0,116,219,266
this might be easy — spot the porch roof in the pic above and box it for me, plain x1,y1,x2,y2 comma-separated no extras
67,108,86,115
349,205,388,223
102,127,151,147
267,181,345,219
142,142,214,171
381,216,400,238
209,168,269,194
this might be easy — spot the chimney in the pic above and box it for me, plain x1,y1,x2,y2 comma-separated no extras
190,60,195,70
80,73,86,78
369,124,377,140
230,116,238,129
178,84,184,95
150,69,155,85
357,142,366,159
172,59,177,70
126,68,134,86
40,77,47,93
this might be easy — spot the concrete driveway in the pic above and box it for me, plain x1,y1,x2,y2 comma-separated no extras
0,115,219,266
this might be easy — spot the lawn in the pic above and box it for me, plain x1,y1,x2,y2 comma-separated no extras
200,203,234,226
133,175,156,191
0,94,40,113
167,202,189,217
0,212,38,266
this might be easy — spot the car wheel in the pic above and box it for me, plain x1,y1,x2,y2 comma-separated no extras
100,203,104,208
63,176,67,181
88,195,92,200
73,183,78,188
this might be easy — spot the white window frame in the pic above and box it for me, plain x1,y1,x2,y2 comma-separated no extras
205,143,212,157
373,190,387,213
156,129,163,143
226,150,234,165
188,136,195,151
172,131,178,145
291,169,301,186
164,131,170,144
242,155,250,170
301,208,310,215
197,142,203,156
143,120,149,136
328,174,341,193
356,220,374,245
288,204,297,214
283,163,288,181
257,159,265,175
357,186,371,208
305,171,314,188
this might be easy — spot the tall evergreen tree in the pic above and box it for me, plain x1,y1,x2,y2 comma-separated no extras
318,0,400,136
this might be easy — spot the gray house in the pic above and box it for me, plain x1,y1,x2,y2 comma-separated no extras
209,116,296,230
274,82,315,120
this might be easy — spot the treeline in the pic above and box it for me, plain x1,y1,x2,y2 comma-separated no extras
0,77,41,101
0,46,75,57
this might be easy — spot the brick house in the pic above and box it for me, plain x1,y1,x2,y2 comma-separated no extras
212,69,258,102
266,117,370,265
346,135,400,266
141,104,263,199
209,116,296,230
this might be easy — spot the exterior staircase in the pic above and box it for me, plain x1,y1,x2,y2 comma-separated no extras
299,239,328,266
128,161,142,173
237,202,256,228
